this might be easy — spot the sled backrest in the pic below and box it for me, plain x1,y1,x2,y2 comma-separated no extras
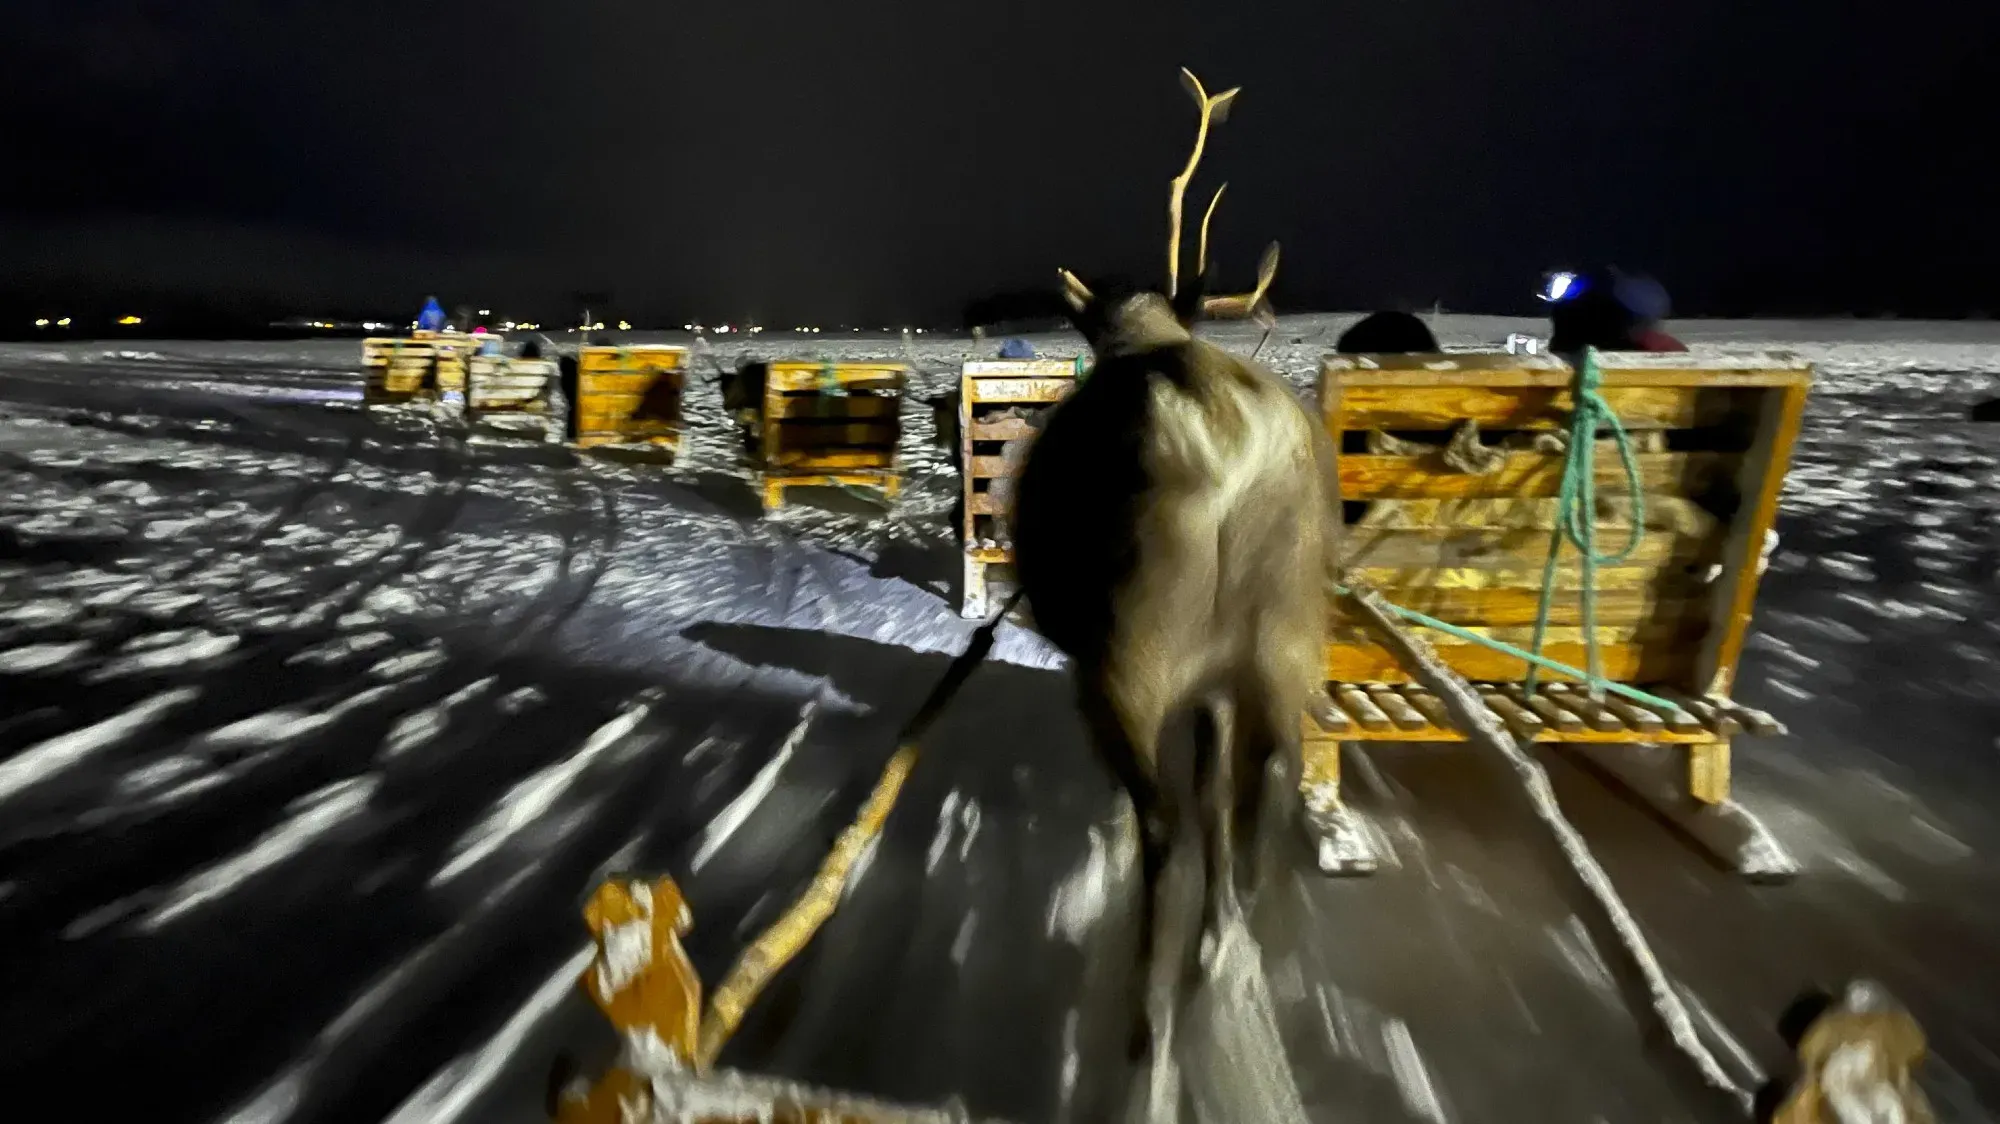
758,360,907,473
1320,350,1812,699
574,345,687,450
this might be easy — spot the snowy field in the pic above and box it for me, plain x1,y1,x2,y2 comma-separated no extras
1,315,1998,1124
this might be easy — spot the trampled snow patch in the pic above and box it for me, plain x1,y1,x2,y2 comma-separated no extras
140,774,379,929
432,692,661,885
0,640,92,673
687,701,815,873
380,944,595,1124
0,687,200,807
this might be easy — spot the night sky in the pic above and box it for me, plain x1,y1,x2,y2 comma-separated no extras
4,0,1995,326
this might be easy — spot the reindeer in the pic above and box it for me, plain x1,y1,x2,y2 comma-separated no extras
1010,67,1331,1123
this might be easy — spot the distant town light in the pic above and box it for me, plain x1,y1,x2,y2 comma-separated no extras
33,318,49,328
478,309,491,316
618,320,632,331
57,317,73,327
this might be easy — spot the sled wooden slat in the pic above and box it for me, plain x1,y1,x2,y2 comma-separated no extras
1350,497,1720,535
957,358,1084,619
769,395,900,420
1338,525,1718,571
1335,384,1745,431
966,418,1038,442
361,338,439,403
1327,585,1699,627
1340,451,1737,500
1301,351,1813,854
574,345,687,454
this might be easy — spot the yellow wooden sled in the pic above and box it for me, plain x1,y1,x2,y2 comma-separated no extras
957,358,1081,618
756,361,907,511
574,345,688,458
1300,350,1809,876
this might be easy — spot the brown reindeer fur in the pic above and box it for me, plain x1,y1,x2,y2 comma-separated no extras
1011,287,1338,1109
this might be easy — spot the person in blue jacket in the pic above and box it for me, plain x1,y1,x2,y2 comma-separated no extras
418,296,447,333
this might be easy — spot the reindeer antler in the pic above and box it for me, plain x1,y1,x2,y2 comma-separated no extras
1202,241,1281,324
1168,68,1239,300
1197,182,1228,277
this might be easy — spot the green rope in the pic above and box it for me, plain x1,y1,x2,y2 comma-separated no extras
817,360,849,397
1073,354,1089,380
1524,347,1648,699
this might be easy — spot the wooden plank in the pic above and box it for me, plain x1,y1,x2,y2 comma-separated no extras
1708,697,1786,736
1480,689,1546,739
1624,696,1705,734
968,492,1013,516
1337,526,1715,571
1321,354,1813,387
1334,385,1737,431
966,378,1075,404
971,454,1044,478
580,372,686,396
1323,723,1723,745
579,351,685,374
1345,564,1688,592
968,418,1037,442
1339,452,1735,500
765,448,897,470
1326,640,1688,685
1333,685,1391,732
964,359,1081,379
1657,688,1741,737
575,433,678,449
1326,585,1697,627
1397,685,1455,728
1350,497,1719,537
768,396,899,420
1331,621,1697,648
1366,684,1430,731
767,367,905,393
1542,684,1625,732
1305,695,1351,735
768,421,899,449
1496,683,1584,732
1692,382,1811,696
1601,696,1667,733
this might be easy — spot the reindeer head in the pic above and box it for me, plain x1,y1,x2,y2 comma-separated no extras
1059,68,1281,357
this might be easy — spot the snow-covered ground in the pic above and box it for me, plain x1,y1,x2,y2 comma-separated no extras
1,315,1997,1124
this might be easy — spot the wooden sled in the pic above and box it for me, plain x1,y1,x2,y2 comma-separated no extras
1301,350,1812,879
755,361,907,512
361,335,483,410
467,353,563,441
957,359,1082,619
574,345,688,462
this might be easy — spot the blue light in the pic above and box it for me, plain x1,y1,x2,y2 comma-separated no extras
1539,271,1582,302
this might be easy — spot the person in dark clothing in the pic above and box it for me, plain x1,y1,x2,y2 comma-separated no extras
1545,267,1687,353
1334,310,1441,354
